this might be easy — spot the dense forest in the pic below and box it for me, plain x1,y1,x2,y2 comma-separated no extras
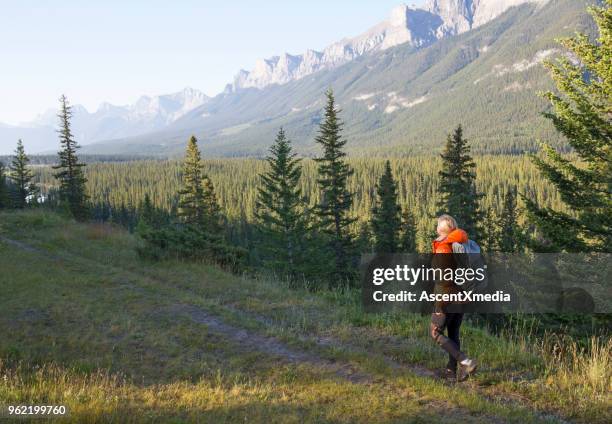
0,154,154,165
26,154,565,252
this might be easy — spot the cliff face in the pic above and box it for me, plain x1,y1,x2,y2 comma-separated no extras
232,0,550,91
232,5,442,91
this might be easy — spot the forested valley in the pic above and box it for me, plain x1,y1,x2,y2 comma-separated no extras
27,154,563,252
0,2,610,422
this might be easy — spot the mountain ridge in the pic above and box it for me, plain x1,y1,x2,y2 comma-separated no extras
0,87,209,154
79,0,589,158
230,0,550,91
0,0,589,156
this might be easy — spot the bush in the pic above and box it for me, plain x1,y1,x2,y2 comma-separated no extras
136,221,247,272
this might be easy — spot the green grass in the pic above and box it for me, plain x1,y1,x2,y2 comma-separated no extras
0,210,609,423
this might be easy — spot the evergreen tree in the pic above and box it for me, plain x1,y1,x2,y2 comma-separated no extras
399,209,418,252
314,89,357,283
0,162,8,209
202,175,222,233
176,135,222,232
9,139,37,208
53,95,88,220
371,160,401,253
355,222,373,254
525,0,611,252
497,187,522,252
139,193,156,226
436,125,483,239
255,128,308,278
135,193,160,256
177,136,206,225
481,207,499,253
150,135,240,266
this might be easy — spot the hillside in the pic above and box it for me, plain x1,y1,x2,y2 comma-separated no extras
0,210,609,422
80,0,596,157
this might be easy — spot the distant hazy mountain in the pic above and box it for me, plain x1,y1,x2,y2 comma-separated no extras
81,0,590,158
0,88,209,154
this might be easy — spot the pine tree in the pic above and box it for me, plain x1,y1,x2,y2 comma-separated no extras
314,89,357,283
177,136,206,225
135,193,159,251
497,187,522,252
255,128,308,278
481,207,499,253
139,193,156,226
177,135,221,231
355,222,373,254
0,162,9,209
436,125,483,239
53,95,88,220
399,209,418,252
371,160,401,253
524,0,611,252
202,175,222,233
9,139,37,208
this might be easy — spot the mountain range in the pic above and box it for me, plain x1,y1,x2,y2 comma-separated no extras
229,0,551,91
0,88,209,154
0,0,595,156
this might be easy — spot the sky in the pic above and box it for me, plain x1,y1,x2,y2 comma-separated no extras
0,1,426,125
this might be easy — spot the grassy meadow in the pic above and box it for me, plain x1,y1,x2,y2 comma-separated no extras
0,210,609,423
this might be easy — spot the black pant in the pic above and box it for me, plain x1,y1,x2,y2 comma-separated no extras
430,312,465,371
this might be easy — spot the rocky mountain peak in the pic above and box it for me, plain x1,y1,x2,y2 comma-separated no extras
389,4,411,27
425,0,474,36
232,4,438,91
231,0,550,92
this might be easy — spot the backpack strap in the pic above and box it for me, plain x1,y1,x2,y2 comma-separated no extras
452,242,470,268
452,242,466,253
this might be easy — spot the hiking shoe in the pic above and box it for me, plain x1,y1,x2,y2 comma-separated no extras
458,358,478,381
443,368,457,380
435,367,457,380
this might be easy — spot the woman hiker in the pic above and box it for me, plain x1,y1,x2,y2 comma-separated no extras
430,214,478,381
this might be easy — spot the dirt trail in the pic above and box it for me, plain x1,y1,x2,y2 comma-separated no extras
0,236,431,381
0,235,372,383
1,235,572,423
1,236,59,257
168,303,373,384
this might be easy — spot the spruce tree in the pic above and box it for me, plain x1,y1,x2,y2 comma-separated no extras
139,193,156,226
177,135,221,231
497,187,522,252
525,0,611,252
481,207,499,253
371,160,401,253
0,162,8,209
53,95,88,220
399,209,418,252
355,222,373,254
135,193,158,250
255,128,307,278
314,89,357,283
9,139,37,208
202,175,222,233
436,125,483,239
177,136,206,225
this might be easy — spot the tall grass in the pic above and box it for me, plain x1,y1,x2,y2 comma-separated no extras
543,336,611,397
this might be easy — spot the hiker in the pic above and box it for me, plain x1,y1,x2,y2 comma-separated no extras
430,214,478,381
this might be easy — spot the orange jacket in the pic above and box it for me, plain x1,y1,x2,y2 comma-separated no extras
432,228,468,254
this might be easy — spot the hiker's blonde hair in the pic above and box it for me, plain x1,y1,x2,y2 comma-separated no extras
437,214,458,231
